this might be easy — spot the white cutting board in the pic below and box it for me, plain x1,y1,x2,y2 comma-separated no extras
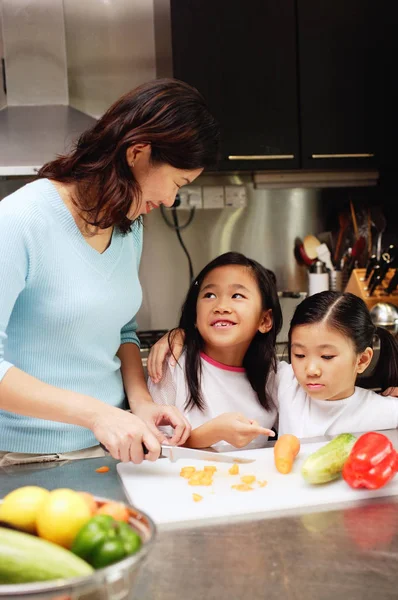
117,443,398,527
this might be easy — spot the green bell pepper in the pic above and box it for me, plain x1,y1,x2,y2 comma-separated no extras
71,514,142,569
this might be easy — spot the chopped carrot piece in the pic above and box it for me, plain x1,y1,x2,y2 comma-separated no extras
232,483,254,492
188,470,213,486
229,463,239,475
180,466,196,479
192,494,203,502
241,475,256,485
95,466,110,473
204,465,217,473
257,480,268,488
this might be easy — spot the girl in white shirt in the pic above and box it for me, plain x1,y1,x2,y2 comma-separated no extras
276,291,398,438
148,252,283,450
150,284,398,443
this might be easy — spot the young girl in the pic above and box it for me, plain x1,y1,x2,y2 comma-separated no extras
148,252,283,450
275,291,398,438
149,272,398,443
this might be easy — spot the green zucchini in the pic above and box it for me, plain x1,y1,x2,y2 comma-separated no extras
0,527,94,584
301,433,357,485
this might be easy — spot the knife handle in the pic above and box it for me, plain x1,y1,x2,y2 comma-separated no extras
100,442,149,455
363,254,377,281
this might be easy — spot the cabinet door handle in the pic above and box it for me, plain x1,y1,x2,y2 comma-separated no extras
311,153,375,159
228,154,295,160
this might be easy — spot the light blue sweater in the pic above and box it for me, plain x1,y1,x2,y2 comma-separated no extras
0,179,143,453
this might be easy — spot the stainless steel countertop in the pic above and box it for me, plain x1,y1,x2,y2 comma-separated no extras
0,105,96,176
1,432,398,599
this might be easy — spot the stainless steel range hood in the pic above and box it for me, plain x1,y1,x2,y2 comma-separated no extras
0,105,96,177
0,0,156,179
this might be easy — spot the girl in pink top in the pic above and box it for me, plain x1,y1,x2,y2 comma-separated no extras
148,252,282,450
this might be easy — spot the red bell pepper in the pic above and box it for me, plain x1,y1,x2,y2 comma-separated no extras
342,432,398,490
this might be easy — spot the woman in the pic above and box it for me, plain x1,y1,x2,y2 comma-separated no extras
0,78,220,465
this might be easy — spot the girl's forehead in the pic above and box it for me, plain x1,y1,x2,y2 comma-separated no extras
291,322,353,349
201,264,254,285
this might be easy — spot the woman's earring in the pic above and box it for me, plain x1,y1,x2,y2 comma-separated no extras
131,161,135,168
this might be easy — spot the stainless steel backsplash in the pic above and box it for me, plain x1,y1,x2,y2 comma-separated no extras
137,180,326,331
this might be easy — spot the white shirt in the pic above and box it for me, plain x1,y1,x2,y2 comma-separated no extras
274,361,398,438
148,352,278,450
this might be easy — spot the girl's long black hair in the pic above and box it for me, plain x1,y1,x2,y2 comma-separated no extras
288,291,398,391
170,252,283,412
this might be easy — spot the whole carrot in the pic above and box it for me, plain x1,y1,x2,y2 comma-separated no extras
274,434,300,474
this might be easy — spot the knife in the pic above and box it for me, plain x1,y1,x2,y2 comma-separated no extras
101,442,255,464
158,444,255,464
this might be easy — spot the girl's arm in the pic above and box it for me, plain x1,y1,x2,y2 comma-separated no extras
147,329,185,382
117,343,191,445
185,413,275,449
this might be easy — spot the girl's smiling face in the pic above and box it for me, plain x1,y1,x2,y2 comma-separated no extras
195,264,272,366
290,321,373,401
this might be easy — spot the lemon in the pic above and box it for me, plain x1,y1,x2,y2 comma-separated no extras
0,486,50,533
36,488,91,548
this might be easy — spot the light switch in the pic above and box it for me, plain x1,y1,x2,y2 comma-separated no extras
203,186,224,209
225,186,247,208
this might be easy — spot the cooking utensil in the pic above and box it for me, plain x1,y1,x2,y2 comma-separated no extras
370,303,398,327
117,443,398,527
371,206,387,261
361,254,377,281
334,212,350,264
345,236,366,279
160,445,255,464
316,243,334,271
349,198,359,240
0,497,156,599
303,234,321,260
294,238,314,267
101,443,255,464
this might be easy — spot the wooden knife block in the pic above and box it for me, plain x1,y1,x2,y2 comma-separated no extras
345,268,398,309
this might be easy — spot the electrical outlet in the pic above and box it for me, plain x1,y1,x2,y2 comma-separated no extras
175,186,202,209
176,191,190,209
225,186,247,208
187,186,202,209
203,186,224,209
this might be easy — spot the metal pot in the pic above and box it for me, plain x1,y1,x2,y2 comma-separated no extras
0,497,156,600
370,302,398,334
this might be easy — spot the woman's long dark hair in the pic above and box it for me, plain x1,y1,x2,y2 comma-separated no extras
171,252,282,412
37,79,220,233
288,291,398,391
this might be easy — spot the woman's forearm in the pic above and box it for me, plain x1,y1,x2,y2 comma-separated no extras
184,419,222,449
117,343,153,410
0,366,109,429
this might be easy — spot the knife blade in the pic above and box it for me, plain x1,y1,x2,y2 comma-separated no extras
159,445,255,464
101,442,255,464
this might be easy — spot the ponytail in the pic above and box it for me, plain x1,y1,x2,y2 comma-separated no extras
372,327,398,391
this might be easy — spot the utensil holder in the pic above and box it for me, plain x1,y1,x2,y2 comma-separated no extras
345,268,398,309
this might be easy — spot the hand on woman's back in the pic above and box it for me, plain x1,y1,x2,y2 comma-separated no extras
147,329,185,382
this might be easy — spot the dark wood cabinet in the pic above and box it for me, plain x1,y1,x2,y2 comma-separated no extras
297,0,378,170
165,1,392,172
170,0,300,171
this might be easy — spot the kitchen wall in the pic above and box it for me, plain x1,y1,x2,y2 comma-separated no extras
137,178,328,331
0,5,6,109
63,0,156,118
0,0,68,105
0,0,387,334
